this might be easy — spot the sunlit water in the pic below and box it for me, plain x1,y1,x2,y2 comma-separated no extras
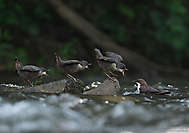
0,79,189,133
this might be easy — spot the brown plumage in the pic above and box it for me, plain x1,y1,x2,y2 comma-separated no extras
133,79,170,95
55,53,91,81
94,48,127,80
15,57,48,86
105,51,123,63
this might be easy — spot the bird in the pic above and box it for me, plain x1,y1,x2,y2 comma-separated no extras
55,53,91,82
15,57,48,87
104,51,123,63
133,78,170,95
94,48,127,81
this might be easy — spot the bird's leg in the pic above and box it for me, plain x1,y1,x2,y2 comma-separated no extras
66,74,71,80
66,74,78,82
23,80,27,87
26,80,33,87
110,72,118,77
104,72,114,81
73,74,80,81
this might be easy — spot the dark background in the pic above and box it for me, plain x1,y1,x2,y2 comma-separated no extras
1,0,189,81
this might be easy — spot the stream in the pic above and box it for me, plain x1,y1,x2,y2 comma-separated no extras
0,76,189,133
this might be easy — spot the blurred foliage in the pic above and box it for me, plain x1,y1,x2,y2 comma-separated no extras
0,0,77,70
66,0,189,67
0,0,50,69
0,0,189,71
57,39,78,59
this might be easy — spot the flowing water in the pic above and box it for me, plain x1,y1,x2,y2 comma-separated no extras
0,76,189,133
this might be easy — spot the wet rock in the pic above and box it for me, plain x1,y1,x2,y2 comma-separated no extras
0,79,84,94
83,79,121,96
64,79,84,94
24,79,85,94
23,80,67,94
0,79,120,96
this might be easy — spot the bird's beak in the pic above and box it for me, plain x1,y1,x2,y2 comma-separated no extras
86,63,92,69
122,69,126,76
122,68,128,76
131,80,140,87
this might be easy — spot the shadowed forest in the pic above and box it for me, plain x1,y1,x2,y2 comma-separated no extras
1,0,189,80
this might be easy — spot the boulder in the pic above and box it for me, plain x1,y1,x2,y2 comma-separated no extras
83,79,120,96
0,79,84,94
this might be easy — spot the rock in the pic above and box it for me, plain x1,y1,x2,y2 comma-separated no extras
23,79,67,94
0,79,140,103
64,79,84,94
83,79,121,96
0,79,84,94
0,79,120,96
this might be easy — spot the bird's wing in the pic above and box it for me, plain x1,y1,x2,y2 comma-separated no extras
61,60,81,66
98,57,116,63
20,65,41,72
141,86,159,93
147,86,161,93
105,52,123,62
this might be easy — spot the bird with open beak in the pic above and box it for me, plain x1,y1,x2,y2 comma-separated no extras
94,48,128,81
15,57,48,87
55,53,91,82
133,78,170,95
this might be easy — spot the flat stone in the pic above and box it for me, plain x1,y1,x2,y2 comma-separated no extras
83,79,120,96
0,79,84,94
23,79,67,94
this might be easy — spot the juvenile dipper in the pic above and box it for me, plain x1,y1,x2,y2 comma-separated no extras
55,53,91,81
94,48,127,80
15,57,48,86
